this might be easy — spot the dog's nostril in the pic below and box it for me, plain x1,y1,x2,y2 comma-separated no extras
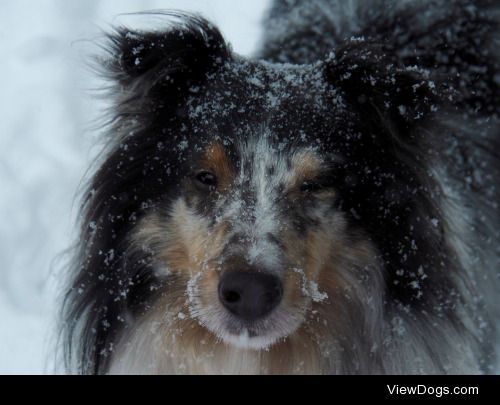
218,271,283,322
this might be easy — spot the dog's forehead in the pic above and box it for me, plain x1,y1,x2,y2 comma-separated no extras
184,59,348,145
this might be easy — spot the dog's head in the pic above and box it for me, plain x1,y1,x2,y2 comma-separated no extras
65,14,448,373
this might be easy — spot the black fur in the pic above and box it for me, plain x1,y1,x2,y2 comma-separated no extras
63,2,499,374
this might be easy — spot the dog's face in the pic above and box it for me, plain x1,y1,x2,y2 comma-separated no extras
130,58,384,350
140,141,347,348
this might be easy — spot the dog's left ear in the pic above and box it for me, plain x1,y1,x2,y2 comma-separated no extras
103,14,231,113
325,41,438,139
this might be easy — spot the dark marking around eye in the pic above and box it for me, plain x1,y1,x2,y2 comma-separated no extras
195,171,217,189
299,165,349,194
300,181,324,193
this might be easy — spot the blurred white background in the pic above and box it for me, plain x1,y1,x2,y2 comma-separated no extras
0,0,270,374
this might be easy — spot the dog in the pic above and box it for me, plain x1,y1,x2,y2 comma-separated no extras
62,0,500,374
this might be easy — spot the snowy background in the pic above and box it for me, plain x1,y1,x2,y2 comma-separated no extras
0,0,270,374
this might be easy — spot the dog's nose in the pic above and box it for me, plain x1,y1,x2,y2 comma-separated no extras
218,272,283,322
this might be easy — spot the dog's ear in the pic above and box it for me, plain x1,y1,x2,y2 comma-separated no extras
325,41,437,140
104,14,231,107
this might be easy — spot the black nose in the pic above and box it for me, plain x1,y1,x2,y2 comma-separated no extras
218,272,283,322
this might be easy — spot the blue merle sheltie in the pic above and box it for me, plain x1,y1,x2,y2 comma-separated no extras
62,0,500,374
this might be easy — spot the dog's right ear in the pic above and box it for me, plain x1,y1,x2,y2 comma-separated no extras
325,40,438,141
103,14,231,104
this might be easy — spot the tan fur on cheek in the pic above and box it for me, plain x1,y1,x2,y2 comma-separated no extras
162,204,209,274
158,203,234,319
134,199,230,277
305,228,333,281
158,200,227,275
130,201,233,347
281,225,340,294
165,216,229,275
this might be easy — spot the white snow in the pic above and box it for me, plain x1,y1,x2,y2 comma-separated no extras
0,0,270,374
308,281,329,303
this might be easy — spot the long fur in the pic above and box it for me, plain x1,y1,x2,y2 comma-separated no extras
62,1,499,374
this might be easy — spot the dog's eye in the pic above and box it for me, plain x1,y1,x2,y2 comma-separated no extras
300,181,323,193
195,171,217,188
